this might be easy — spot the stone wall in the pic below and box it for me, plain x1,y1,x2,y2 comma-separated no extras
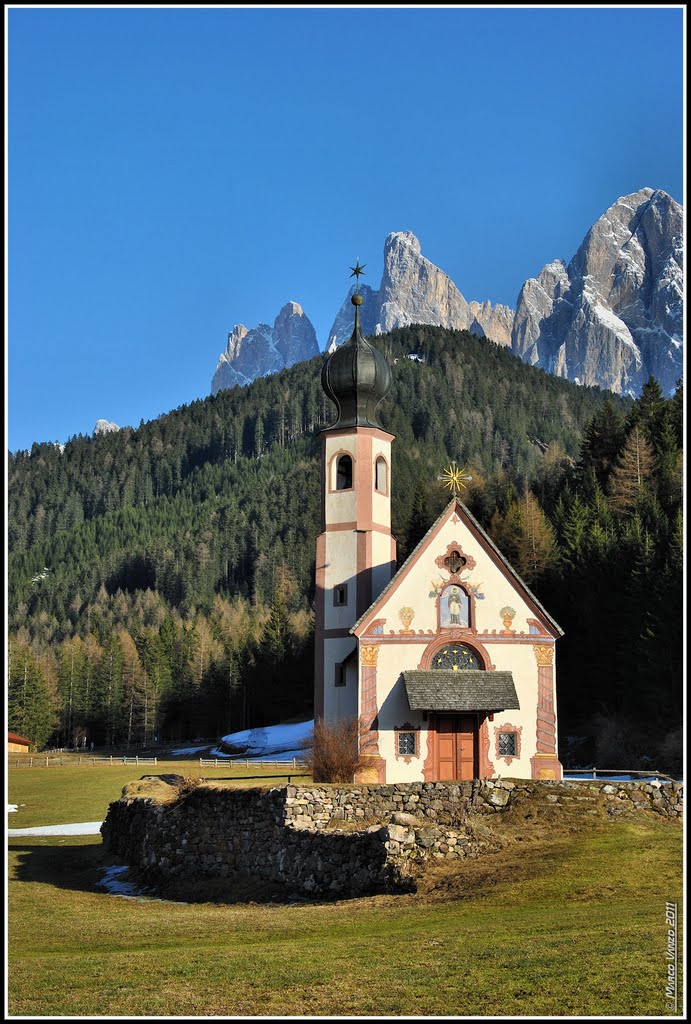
284,777,683,826
101,777,682,899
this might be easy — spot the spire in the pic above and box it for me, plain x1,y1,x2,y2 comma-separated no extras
321,260,392,431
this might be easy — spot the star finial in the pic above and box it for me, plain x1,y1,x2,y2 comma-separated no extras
349,259,366,292
437,460,472,499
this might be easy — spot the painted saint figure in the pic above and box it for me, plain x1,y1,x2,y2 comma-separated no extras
440,584,469,628
448,587,461,623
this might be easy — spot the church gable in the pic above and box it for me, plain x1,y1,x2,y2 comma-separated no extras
353,500,562,641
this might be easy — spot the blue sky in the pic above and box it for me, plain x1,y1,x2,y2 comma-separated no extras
7,6,684,452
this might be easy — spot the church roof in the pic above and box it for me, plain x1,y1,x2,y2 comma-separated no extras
321,293,391,431
402,670,520,712
351,498,564,638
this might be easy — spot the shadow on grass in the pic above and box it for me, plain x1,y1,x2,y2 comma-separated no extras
10,837,114,895
8,838,375,907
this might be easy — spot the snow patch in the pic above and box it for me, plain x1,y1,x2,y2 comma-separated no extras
8,804,18,813
219,720,313,758
98,865,188,904
8,821,103,837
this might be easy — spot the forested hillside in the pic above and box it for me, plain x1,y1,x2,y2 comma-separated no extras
7,326,683,771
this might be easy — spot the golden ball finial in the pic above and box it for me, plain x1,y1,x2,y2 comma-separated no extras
351,293,364,306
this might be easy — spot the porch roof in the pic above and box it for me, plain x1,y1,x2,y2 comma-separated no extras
402,670,520,713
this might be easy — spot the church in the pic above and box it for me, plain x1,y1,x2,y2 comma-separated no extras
314,280,563,783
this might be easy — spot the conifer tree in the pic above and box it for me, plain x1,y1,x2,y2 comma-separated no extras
607,427,654,515
8,638,57,748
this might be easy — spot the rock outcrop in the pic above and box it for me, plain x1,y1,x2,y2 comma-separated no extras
93,419,120,435
327,231,514,350
211,189,682,398
212,301,319,394
511,188,684,395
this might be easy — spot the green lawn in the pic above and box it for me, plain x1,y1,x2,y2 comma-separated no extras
7,767,684,1017
7,760,309,828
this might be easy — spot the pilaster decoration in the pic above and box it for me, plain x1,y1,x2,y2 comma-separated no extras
530,642,562,781
360,644,380,668
533,644,554,667
479,715,495,779
435,542,476,582
494,723,522,766
393,722,421,763
358,644,382,769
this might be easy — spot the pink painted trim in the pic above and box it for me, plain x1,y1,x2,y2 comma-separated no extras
325,521,392,535
327,449,355,494
393,722,421,763
494,722,523,766
374,454,389,496
321,426,395,443
355,433,373,525
313,532,327,720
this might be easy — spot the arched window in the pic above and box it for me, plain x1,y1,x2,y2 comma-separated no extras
375,456,387,493
336,454,353,490
430,644,482,671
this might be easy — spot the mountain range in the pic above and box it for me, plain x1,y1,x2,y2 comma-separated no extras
211,188,683,398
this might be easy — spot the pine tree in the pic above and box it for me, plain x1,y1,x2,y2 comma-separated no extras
7,637,57,748
515,491,558,585
607,427,654,514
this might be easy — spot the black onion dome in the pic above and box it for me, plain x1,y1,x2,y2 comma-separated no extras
321,295,392,430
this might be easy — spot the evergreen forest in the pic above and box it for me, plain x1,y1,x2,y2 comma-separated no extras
7,326,683,772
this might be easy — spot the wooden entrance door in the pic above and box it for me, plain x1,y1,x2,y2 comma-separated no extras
434,714,477,780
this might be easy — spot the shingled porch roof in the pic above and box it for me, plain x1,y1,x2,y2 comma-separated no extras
402,669,520,712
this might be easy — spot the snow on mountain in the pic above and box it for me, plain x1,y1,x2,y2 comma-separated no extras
511,188,683,396
94,419,121,435
211,302,319,395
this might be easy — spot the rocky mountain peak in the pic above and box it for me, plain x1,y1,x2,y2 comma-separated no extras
327,231,513,350
211,188,682,399
385,230,422,255
512,187,683,395
212,301,319,395
94,419,120,436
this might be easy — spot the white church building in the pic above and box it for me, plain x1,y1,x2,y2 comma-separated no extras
314,286,563,783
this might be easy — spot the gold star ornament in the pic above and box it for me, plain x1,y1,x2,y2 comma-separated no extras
438,460,472,498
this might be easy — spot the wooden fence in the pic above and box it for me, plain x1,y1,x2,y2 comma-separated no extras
199,757,308,770
8,755,159,768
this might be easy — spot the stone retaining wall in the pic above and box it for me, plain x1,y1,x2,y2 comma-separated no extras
101,777,682,898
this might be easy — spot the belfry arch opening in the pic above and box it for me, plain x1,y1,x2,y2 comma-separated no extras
375,456,388,493
336,454,353,490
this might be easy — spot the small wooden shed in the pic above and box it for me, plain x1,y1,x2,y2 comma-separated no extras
8,732,31,753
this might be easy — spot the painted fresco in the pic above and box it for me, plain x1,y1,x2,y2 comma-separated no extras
439,584,470,628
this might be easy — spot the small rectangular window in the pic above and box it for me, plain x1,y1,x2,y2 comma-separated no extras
333,585,347,607
335,664,346,687
498,732,517,757
397,732,416,756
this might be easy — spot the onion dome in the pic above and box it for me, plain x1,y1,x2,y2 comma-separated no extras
321,291,392,430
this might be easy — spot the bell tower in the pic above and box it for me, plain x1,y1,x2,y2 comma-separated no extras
314,267,396,725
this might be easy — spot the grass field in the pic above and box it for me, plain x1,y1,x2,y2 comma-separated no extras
7,759,309,828
7,764,684,1017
